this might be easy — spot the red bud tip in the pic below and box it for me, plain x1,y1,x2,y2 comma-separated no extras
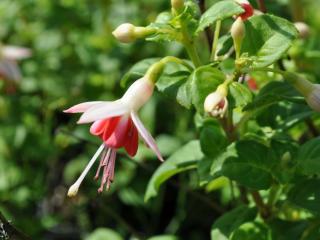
239,3,254,20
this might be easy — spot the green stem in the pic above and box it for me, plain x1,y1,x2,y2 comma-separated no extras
244,67,286,75
210,20,222,61
159,56,193,70
251,191,270,220
267,184,281,208
145,56,193,82
180,22,202,67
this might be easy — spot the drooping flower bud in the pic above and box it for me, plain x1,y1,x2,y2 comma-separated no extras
235,0,254,20
294,22,310,39
204,83,229,118
171,0,184,13
285,72,320,112
112,23,155,43
231,17,245,59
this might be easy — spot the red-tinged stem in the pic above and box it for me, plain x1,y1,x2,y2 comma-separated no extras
257,0,267,13
251,191,271,219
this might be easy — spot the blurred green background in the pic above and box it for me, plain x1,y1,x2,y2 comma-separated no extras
0,0,320,239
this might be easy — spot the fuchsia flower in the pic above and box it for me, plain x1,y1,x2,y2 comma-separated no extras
0,45,31,82
236,0,254,20
64,77,164,196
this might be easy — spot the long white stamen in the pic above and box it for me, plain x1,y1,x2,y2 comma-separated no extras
68,144,105,197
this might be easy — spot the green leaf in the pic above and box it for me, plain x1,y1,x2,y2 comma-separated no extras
270,138,298,184
120,58,160,87
121,58,191,94
148,2,198,42
176,65,224,111
269,219,308,240
229,82,253,108
147,235,178,240
216,34,233,57
85,228,123,240
288,178,320,215
145,140,204,202
200,120,228,158
210,143,238,177
296,138,320,176
197,0,244,33
231,222,271,240
197,156,215,186
242,14,298,67
191,65,225,113
147,23,181,43
221,140,276,189
244,81,303,111
154,12,173,24
176,79,192,109
156,134,182,157
156,70,190,98
211,205,257,240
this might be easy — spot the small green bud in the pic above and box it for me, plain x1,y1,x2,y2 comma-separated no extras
231,17,246,59
171,0,184,11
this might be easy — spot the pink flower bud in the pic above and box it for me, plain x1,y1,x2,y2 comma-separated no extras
204,84,229,118
304,84,320,112
285,72,320,112
112,23,136,43
231,17,245,59
294,22,310,39
112,23,155,43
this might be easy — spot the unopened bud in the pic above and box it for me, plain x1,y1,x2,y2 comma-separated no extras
204,84,229,118
294,22,310,39
171,0,184,12
112,23,155,43
231,17,245,59
235,0,254,20
285,72,320,112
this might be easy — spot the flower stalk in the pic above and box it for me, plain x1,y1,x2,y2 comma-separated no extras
210,20,222,61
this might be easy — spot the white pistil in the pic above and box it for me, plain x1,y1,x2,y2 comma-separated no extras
68,144,105,197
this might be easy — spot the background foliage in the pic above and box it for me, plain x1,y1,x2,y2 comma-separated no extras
0,0,320,239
